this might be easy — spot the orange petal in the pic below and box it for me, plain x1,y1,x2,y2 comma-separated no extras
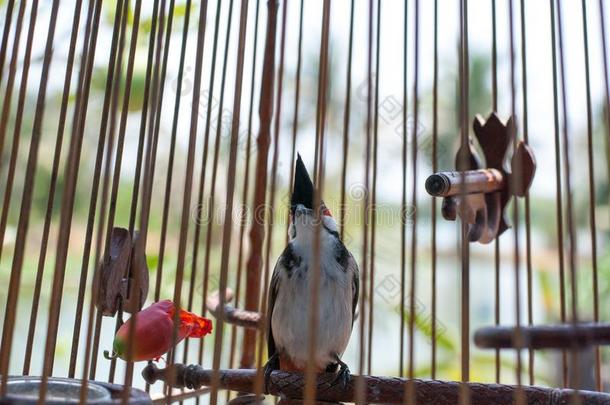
179,309,213,338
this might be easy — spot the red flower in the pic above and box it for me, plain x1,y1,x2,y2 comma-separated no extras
107,300,213,362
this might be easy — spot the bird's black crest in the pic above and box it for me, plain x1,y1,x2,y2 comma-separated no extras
291,154,314,209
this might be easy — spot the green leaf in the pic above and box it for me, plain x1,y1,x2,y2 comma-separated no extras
147,254,159,270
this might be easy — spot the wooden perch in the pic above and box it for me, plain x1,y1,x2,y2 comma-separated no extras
141,363,610,404
475,323,610,349
206,289,261,329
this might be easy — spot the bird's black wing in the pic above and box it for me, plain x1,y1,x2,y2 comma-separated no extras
348,254,360,328
267,244,298,359
335,240,359,328
267,265,281,360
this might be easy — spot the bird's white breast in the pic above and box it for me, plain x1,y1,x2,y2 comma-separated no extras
271,236,353,370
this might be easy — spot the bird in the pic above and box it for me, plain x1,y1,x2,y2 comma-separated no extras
264,154,359,390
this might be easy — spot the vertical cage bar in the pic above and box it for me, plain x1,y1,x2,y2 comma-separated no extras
4,0,59,380
151,0,176,303
458,1,471,403
0,0,25,176
491,0,501,384
408,0,420,381
581,0,602,391
398,0,409,377
39,0,104,396
304,1,331,403
193,0,223,384
120,0,162,395
508,1,524,402
197,0,236,376
0,0,15,86
400,0,409,380
247,0,279,396
253,0,288,395
556,0,580,394
430,0,438,381
142,0,170,392
244,0,279,371
22,0,84,377
601,1,610,229
226,0,261,392
549,0,569,387
519,0,535,386
0,0,39,300
104,0,144,383
164,0,205,398
339,0,355,242
0,0,38,265
261,0,286,312
357,0,373,403
368,0,379,377
91,0,131,379
204,0,250,403
287,0,305,243
194,0,235,375
600,3,610,392
183,0,211,375
356,0,374,404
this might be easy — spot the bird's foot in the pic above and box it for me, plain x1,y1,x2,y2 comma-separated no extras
262,353,280,394
331,355,351,390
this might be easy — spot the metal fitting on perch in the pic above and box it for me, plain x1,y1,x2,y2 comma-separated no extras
425,169,504,197
141,363,610,404
425,113,536,243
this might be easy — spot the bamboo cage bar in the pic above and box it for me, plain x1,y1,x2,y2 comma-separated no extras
0,0,608,404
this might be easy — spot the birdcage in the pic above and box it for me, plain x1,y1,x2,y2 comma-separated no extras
1,0,610,404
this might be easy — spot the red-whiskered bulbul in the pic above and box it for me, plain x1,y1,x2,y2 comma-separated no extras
264,154,359,390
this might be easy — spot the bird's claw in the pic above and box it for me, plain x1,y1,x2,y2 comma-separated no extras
332,358,351,390
262,353,280,394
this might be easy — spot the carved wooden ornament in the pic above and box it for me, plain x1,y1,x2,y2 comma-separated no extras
94,227,149,316
425,113,536,244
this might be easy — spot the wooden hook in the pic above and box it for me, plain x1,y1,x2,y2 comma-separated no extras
94,227,149,316
425,113,536,244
